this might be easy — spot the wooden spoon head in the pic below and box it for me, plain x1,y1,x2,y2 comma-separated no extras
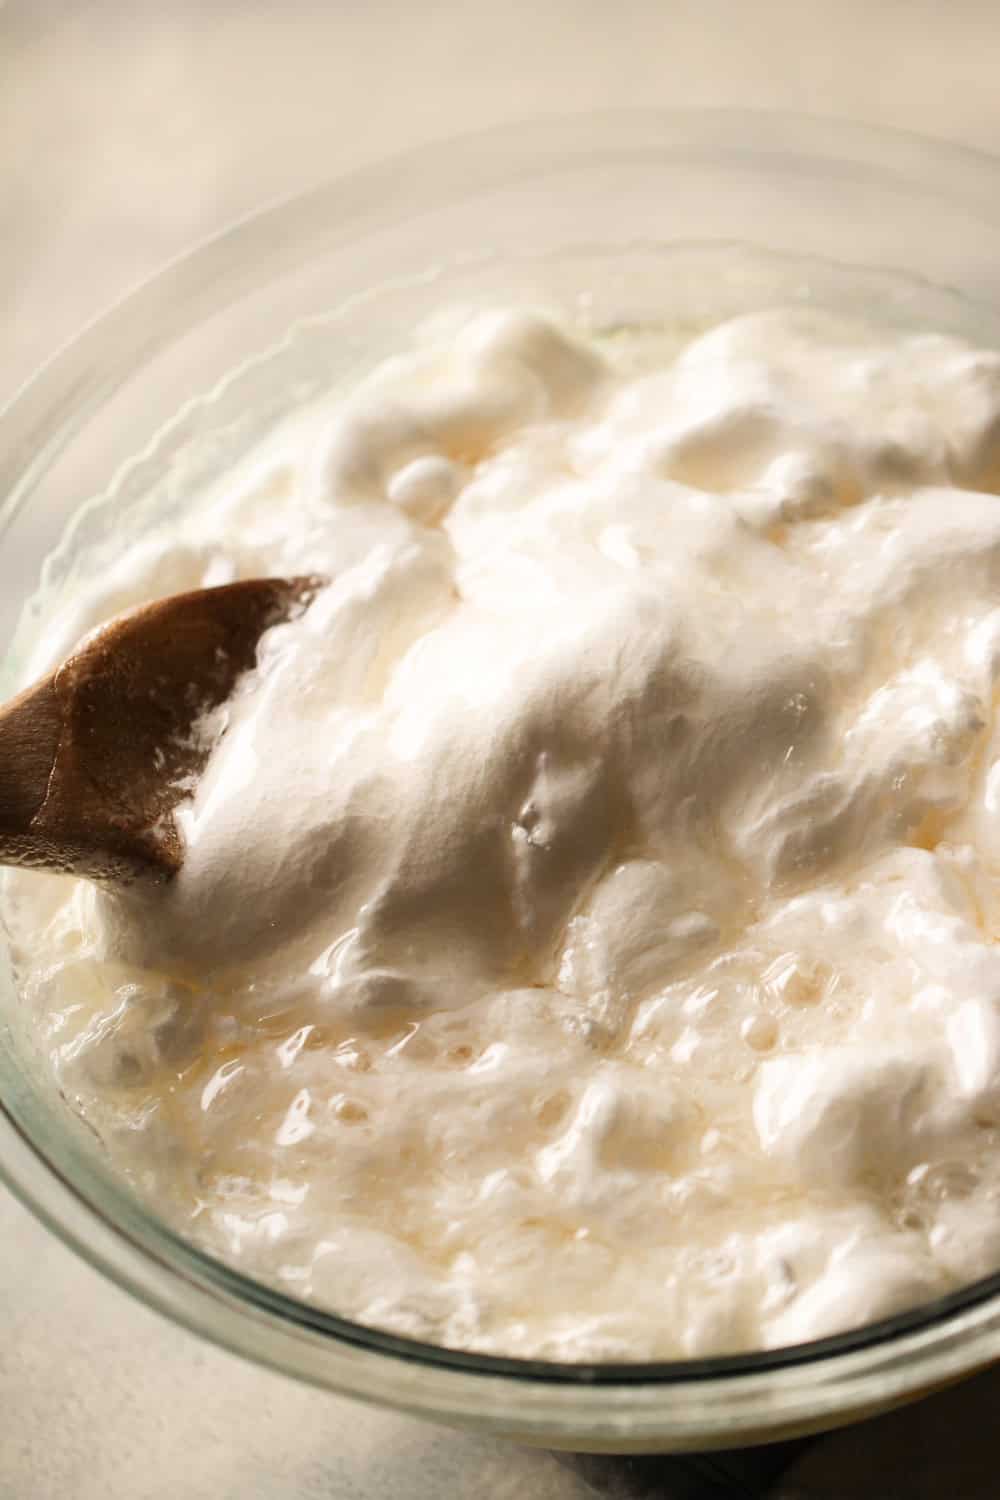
0,576,323,884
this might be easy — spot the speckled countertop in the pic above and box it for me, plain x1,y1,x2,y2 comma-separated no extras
4,5,1000,1496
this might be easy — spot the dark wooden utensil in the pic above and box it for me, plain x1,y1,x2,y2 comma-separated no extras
0,576,320,883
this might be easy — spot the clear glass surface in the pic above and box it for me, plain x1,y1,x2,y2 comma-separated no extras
4,112,1000,1453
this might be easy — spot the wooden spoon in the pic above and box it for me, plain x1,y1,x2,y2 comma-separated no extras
0,576,322,884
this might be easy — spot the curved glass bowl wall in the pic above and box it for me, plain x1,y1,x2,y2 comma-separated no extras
4,114,1000,1452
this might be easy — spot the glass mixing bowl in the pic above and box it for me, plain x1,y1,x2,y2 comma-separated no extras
4,112,1000,1454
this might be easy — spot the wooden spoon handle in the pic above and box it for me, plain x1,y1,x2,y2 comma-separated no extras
0,649,182,882
0,673,69,867
0,576,321,884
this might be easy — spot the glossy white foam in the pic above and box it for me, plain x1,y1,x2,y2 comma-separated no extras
11,305,1000,1359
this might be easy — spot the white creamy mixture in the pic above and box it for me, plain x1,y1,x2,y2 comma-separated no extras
10,304,1000,1359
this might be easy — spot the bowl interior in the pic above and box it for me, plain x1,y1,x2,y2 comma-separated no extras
6,112,1000,1448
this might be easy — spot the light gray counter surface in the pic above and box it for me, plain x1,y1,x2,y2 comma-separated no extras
4,5,1000,1496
